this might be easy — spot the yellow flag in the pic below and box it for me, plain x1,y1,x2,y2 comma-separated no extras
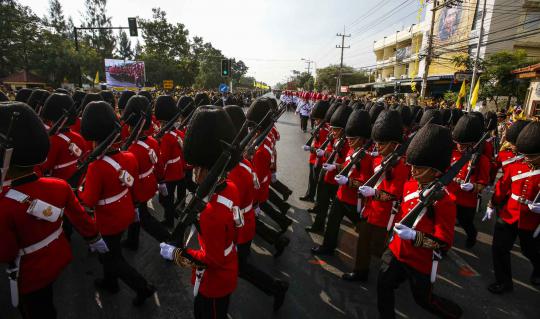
94,71,100,85
456,81,466,109
470,79,480,108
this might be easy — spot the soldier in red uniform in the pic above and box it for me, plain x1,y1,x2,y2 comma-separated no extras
447,114,490,248
154,95,186,228
78,101,156,305
159,106,239,319
311,107,373,255
224,105,289,310
344,110,410,281
494,120,529,177
487,121,540,294
306,103,353,234
120,95,171,250
0,102,107,319
300,100,330,202
377,123,462,319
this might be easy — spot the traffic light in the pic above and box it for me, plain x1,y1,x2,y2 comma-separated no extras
221,59,231,77
128,18,138,37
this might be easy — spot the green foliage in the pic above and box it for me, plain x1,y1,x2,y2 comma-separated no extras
315,65,368,92
443,90,458,102
116,30,133,60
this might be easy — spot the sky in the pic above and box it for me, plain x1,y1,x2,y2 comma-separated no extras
20,0,421,86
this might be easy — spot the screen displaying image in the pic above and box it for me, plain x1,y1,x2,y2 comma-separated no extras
105,59,145,87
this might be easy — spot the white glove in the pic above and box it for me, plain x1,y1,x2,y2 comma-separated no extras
322,163,336,171
158,183,169,196
393,223,416,241
370,151,379,157
358,185,376,197
460,182,474,192
528,203,540,214
316,149,325,157
255,206,263,217
271,173,277,183
89,238,109,254
482,206,494,222
302,145,311,151
335,175,349,185
159,242,176,261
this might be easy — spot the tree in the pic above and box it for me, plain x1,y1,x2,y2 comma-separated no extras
133,40,143,59
231,59,248,86
116,30,133,60
82,0,115,60
315,65,368,92
45,0,67,35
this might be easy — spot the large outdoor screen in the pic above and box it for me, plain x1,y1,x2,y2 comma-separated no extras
104,59,145,87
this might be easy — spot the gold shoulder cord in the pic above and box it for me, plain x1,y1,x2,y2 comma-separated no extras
413,232,447,250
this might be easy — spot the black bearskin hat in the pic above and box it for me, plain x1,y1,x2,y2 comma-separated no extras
41,93,75,124
15,88,33,103
80,93,103,113
410,105,423,125
266,97,278,111
311,100,330,120
505,120,530,145
324,102,340,123
184,106,236,169
372,110,403,143
0,91,8,102
516,121,540,155
154,95,178,121
100,90,115,107
0,102,49,167
122,95,151,129
393,105,412,127
72,91,86,109
246,98,271,129
27,89,50,111
345,109,371,138
470,111,485,128
450,108,463,126
138,91,153,104
81,101,119,142
177,95,194,111
441,108,452,126
484,111,497,131
419,108,441,126
368,103,385,124
118,90,136,110
452,114,483,144
224,105,247,141
194,92,211,106
406,123,453,173
55,88,69,94
330,104,352,128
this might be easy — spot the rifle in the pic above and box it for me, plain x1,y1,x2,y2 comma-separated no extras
317,136,346,182
48,103,76,136
154,101,195,139
314,133,334,167
305,120,326,147
0,112,19,193
243,105,286,158
168,119,252,267
66,115,133,189
336,140,374,177
533,190,540,238
399,129,492,228
120,114,146,151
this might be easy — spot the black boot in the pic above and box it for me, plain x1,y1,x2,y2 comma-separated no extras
94,278,119,294
311,245,334,256
274,236,290,258
272,280,289,311
341,271,368,282
133,285,157,306
487,282,513,294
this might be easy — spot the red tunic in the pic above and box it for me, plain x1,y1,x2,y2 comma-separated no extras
227,159,256,244
364,157,410,228
310,125,329,165
38,129,88,180
336,149,373,205
495,150,523,176
158,130,185,182
493,161,540,230
390,180,456,274
79,151,140,235
252,139,273,203
187,181,239,298
446,150,490,208
0,176,97,294
127,136,161,202
323,138,350,185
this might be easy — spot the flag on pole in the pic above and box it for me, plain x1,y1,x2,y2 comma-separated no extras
94,71,100,85
456,81,467,109
470,79,480,108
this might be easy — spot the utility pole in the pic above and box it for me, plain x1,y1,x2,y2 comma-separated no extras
468,0,487,111
336,27,351,96
301,58,314,75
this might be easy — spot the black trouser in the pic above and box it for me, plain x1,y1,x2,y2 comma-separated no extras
99,232,150,295
321,200,359,250
310,118,315,129
492,218,540,285
259,201,291,231
271,179,292,198
268,188,290,212
456,205,477,242
377,250,462,319
311,182,339,229
300,115,308,131
304,164,321,199
62,215,73,241
161,179,186,224
194,293,230,319
238,241,275,295
185,170,197,193
19,283,56,319
125,202,171,247
256,218,281,245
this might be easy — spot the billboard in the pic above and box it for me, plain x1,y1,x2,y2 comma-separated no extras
104,59,145,88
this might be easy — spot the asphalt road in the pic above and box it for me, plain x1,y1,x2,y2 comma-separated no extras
1,109,539,319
